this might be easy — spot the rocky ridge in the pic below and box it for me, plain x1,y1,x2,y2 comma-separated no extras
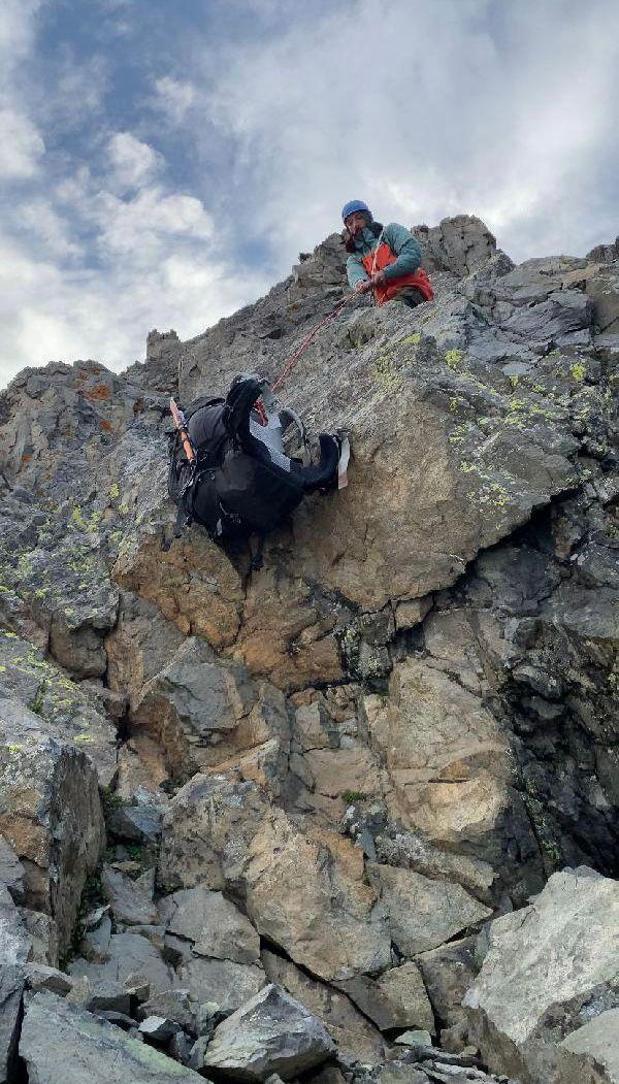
0,215,617,1082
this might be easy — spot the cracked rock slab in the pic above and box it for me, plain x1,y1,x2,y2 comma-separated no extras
20,991,207,1083
367,864,491,954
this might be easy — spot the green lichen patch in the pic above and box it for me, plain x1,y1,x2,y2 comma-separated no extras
373,353,402,393
444,349,464,370
400,332,421,347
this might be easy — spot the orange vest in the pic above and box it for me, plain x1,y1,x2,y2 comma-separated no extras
361,242,434,306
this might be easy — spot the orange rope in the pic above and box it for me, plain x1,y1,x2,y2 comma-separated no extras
271,293,355,393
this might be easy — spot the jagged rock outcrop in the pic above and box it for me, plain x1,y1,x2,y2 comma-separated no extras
0,696,105,960
0,214,617,1082
464,867,619,1083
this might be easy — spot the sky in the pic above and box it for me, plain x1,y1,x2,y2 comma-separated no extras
0,0,617,386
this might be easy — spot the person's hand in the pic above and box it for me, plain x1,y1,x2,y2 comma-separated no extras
371,270,387,287
354,279,372,294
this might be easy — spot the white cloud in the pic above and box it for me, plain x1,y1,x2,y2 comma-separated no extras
107,131,161,189
0,159,258,383
54,166,214,259
18,198,80,258
0,0,42,78
200,0,619,264
44,52,109,129
0,4,46,179
96,188,214,258
0,223,270,382
154,76,196,123
0,108,45,178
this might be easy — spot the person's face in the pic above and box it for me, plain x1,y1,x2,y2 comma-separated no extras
344,211,368,237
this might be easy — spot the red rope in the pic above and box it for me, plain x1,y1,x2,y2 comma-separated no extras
271,293,355,393
253,398,268,425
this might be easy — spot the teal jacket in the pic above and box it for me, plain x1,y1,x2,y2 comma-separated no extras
346,223,422,288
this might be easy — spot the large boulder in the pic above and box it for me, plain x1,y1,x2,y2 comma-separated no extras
464,867,619,1083
203,983,335,1081
69,932,174,995
20,990,206,1083
0,697,105,957
0,884,32,965
416,936,478,1028
262,949,385,1064
159,774,391,981
557,1008,619,1084
158,885,260,964
130,637,289,781
175,957,266,1016
412,215,501,276
366,657,516,863
101,866,159,927
335,962,435,1034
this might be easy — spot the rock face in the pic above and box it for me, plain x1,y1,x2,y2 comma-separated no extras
464,867,619,1082
20,991,206,1083
0,965,24,1083
0,697,105,958
203,983,335,1080
0,216,617,1082
159,774,391,982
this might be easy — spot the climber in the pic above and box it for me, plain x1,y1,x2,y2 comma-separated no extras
341,200,434,308
166,374,349,557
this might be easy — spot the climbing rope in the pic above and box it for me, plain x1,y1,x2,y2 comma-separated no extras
369,224,386,278
271,292,357,393
271,220,390,393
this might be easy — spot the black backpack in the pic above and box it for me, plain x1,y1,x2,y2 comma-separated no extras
167,380,306,543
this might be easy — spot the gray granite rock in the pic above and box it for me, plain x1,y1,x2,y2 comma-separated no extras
0,837,25,903
24,964,73,996
203,983,335,1080
107,794,163,845
0,885,31,965
138,989,196,1035
464,867,619,1082
69,933,174,996
0,965,25,1084
367,865,491,955
139,1016,180,1043
101,866,159,927
558,1008,619,1084
158,885,260,964
336,963,434,1033
416,937,478,1027
0,696,105,956
85,980,132,1015
175,956,266,1016
20,991,207,1083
